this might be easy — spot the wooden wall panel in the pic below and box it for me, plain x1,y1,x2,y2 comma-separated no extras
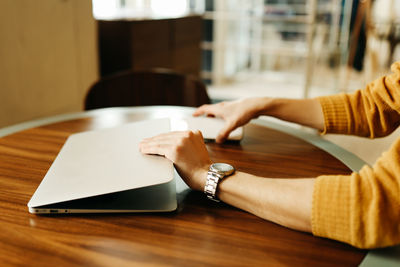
0,0,98,128
98,15,202,78
73,0,99,109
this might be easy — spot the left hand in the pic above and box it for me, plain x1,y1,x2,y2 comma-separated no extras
139,130,212,191
193,98,268,143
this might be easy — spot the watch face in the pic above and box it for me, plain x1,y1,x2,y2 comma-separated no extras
210,163,235,176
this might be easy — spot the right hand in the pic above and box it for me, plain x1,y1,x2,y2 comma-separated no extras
139,130,211,191
193,98,270,143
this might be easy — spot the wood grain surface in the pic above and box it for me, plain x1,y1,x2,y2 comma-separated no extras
0,110,366,266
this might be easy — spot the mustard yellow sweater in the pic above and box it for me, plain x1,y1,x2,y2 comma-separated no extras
312,62,400,249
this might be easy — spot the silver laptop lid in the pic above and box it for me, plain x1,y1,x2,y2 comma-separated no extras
28,118,174,209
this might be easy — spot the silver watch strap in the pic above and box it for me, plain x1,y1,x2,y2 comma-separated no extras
204,171,223,202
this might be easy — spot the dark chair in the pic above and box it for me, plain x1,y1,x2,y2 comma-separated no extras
84,69,210,110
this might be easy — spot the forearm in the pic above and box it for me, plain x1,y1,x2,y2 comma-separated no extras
256,97,324,131
217,171,315,232
194,97,325,143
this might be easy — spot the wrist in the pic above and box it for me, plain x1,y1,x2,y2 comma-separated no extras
253,97,277,117
203,163,235,202
261,97,286,117
192,165,211,191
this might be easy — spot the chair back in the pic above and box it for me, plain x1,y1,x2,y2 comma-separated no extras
84,69,210,110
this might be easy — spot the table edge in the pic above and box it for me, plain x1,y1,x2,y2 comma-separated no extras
252,118,366,172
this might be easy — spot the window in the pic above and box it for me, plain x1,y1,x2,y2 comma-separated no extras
93,0,354,98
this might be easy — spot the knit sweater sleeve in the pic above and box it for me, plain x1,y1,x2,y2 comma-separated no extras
311,62,400,248
317,62,400,138
312,137,400,249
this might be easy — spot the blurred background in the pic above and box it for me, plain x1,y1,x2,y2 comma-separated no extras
1,0,400,131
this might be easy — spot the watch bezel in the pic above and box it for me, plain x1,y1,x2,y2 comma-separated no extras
209,163,235,176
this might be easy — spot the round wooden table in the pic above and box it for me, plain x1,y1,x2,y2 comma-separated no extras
0,106,366,266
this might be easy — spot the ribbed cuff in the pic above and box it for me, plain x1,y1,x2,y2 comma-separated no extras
312,175,352,244
318,95,350,135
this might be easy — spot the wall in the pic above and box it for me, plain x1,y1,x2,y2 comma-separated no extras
0,0,98,128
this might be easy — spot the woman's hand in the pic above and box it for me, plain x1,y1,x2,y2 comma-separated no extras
193,97,325,141
193,98,271,143
139,128,314,235
139,130,212,191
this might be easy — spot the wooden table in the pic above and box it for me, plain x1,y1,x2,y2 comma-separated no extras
0,107,366,266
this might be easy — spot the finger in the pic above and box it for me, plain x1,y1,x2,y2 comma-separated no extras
139,140,172,156
141,131,191,143
193,104,223,117
140,131,196,154
192,104,210,116
216,121,237,144
194,130,204,139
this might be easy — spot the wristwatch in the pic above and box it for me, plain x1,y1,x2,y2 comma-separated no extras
204,163,235,202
